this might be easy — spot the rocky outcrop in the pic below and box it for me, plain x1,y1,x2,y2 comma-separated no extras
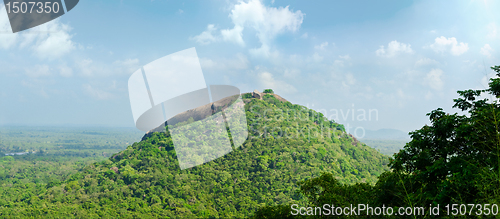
142,90,289,139
269,93,289,103
252,90,289,102
252,90,263,99
142,94,240,139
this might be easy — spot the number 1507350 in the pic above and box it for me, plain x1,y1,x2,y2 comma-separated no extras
5,1,61,14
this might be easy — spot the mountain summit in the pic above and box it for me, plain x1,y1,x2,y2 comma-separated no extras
3,90,389,218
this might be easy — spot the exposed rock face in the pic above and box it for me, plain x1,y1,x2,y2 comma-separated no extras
142,94,240,139
251,90,289,102
252,90,263,99
143,90,289,138
269,93,288,103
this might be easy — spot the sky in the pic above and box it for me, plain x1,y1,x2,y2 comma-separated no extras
0,0,499,136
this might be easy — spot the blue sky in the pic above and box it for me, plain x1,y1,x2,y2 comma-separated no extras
0,0,499,136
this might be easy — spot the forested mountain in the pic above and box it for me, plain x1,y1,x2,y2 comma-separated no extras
0,91,389,218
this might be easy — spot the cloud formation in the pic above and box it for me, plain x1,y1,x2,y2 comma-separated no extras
30,22,75,59
201,0,304,57
221,25,245,46
0,4,75,59
480,44,494,58
376,40,414,57
191,24,218,45
314,42,329,50
429,36,469,56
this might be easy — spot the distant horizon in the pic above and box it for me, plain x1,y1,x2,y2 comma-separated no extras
0,123,410,137
0,124,139,129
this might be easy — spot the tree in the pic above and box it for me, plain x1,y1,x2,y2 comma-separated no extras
255,65,500,218
263,89,274,94
389,65,500,208
243,93,253,98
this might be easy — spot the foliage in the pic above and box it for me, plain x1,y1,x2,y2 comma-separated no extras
256,65,500,218
263,89,275,94
242,93,253,99
0,94,389,218
387,65,500,210
252,173,376,219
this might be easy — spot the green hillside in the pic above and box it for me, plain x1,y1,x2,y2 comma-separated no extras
0,92,389,218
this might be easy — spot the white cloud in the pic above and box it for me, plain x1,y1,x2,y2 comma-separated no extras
191,24,218,45
25,65,51,78
415,57,439,66
31,22,74,59
0,5,75,59
249,44,272,58
376,40,414,57
83,84,114,100
314,41,328,50
221,25,245,46
300,32,308,39
13,19,75,59
424,68,444,90
480,44,494,58
258,71,297,94
429,36,469,56
222,0,304,56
